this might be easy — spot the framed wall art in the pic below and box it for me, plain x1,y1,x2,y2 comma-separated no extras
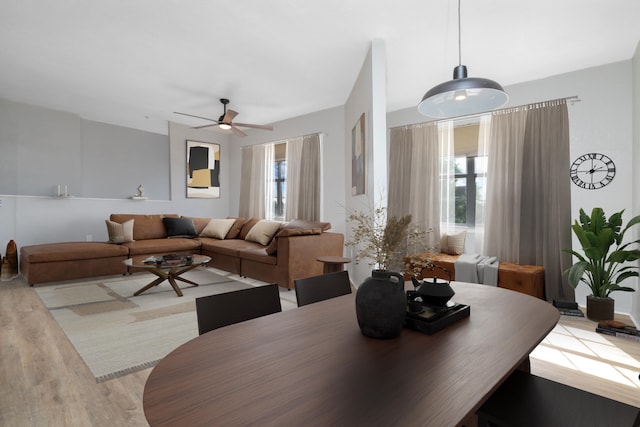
186,140,220,198
351,113,365,195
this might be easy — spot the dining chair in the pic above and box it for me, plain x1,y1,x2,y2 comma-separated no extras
294,270,352,307
195,284,282,335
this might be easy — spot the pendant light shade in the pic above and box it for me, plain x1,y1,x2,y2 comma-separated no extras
418,0,508,118
418,65,509,118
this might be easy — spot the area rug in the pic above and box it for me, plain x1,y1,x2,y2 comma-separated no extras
34,268,298,382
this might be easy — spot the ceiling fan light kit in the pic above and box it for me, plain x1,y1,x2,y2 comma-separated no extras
174,98,273,137
418,0,508,119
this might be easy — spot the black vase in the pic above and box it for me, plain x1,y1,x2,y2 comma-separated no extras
355,270,407,339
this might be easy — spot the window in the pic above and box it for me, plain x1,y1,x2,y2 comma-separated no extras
271,143,287,221
439,121,488,254
239,135,321,221
272,159,286,220
454,155,487,225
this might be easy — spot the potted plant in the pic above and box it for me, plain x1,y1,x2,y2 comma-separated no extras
564,207,640,320
346,207,420,271
345,206,424,338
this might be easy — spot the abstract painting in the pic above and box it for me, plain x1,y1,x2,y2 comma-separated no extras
186,140,220,198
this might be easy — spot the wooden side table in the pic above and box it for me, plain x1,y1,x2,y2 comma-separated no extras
316,256,352,274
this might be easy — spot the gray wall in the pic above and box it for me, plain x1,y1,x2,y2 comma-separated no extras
0,99,231,247
0,98,169,199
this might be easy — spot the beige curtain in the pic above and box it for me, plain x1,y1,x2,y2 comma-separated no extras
483,102,573,302
483,109,528,260
520,104,573,302
238,143,274,218
285,134,321,221
285,137,303,220
438,121,455,238
388,123,441,253
388,127,413,217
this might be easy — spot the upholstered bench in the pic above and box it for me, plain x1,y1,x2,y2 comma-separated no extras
406,252,546,299
20,242,129,285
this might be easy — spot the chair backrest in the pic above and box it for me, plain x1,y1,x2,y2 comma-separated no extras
195,284,282,335
294,270,352,307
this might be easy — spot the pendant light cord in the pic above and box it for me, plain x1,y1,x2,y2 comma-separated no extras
457,0,462,66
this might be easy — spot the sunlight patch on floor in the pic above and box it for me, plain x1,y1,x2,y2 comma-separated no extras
531,318,640,391
529,345,576,370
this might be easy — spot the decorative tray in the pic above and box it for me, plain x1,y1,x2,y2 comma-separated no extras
404,302,470,335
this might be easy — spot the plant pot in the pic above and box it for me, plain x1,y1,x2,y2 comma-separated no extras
586,295,614,321
355,270,407,339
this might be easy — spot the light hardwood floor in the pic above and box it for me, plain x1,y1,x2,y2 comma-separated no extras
1,276,638,426
529,309,640,408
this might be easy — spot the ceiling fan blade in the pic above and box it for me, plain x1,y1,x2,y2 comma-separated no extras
232,122,274,131
193,123,220,129
173,111,219,123
230,125,247,137
222,109,239,123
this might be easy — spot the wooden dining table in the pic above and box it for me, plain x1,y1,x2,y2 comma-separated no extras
143,281,559,427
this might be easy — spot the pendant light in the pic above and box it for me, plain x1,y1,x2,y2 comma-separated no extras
417,0,508,118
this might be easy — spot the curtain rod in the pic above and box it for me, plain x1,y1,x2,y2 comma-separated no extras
390,96,580,130
240,132,324,149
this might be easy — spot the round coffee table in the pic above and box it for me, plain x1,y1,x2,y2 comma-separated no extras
124,254,211,297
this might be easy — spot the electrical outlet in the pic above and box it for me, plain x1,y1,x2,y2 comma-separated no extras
86,234,93,242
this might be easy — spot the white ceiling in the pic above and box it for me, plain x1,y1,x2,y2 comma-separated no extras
1,0,639,134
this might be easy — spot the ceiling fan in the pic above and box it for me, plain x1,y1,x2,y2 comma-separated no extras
174,98,273,137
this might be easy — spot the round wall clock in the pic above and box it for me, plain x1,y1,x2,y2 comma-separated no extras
569,153,616,190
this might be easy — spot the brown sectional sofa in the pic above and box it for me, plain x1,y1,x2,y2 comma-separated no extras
20,214,345,289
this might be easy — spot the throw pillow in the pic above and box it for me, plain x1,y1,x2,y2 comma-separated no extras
225,217,248,239
200,218,236,239
244,220,283,245
105,219,134,244
440,230,466,255
162,217,197,238
238,217,261,240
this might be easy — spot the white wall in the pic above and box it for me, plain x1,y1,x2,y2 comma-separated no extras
225,105,347,237
344,40,388,286
387,60,637,316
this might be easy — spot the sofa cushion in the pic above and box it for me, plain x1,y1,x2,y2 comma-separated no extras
185,217,212,235
198,238,265,257
239,218,261,240
123,238,201,256
201,218,236,239
110,214,178,240
238,247,277,265
163,217,197,238
225,217,248,239
285,218,331,231
244,220,282,245
106,219,134,244
265,227,322,255
21,242,129,263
